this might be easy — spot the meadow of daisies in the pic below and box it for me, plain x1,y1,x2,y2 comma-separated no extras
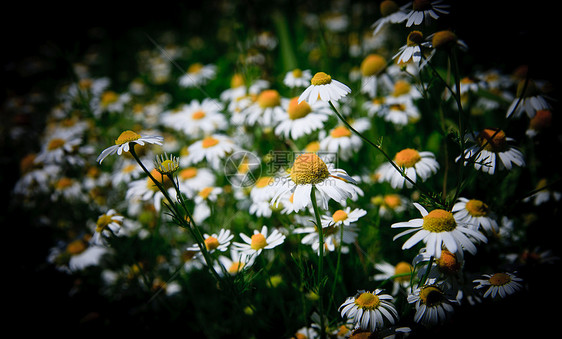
5,0,561,337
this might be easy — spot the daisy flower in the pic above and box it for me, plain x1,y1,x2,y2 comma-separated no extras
243,89,288,128
274,97,331,140
373,261,414,295
523,178,562,206
407,280,456,326
339,289,399,332
283,68,312,88
526,109,553,138
294,220,358,255
184,134,240,170
456,128,525,175
178,62,217,88
392,203,488,259
319,118,370,161
233,225,286,257
177,166,216,198
215,248,256,276
94,90,131,115
192,186,223,223
473,272,524,298
423,30,468,51
376,148,439,189
359,54,393,98
371,193,409,219
393,30,424,65
321,207,367,227
96,130,164,164
125,168,176,212
269,153,359,212
187,229,233,254
371,0,407,35
91,209,124,246
161,98,227,138
506,79,551,119
400,0,450,27
34,130,83,166
452,197,499,234
51,177,86,202
298,71,351,105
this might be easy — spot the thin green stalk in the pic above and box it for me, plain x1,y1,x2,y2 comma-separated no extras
328,101,439,206
310,186,326,339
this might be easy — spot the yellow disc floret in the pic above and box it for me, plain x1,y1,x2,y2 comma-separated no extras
477,128,507,152
422,209,457,232
489,272,511,286
311,72,332,86
394,148,421,168
465,199,489,217
287,97,312,120
394,261,413,283
290,153,330,185
204,236,220,251
354,292,381,310
332,210,348,223
257,89,281,108
361,54,386,77
115,130,141,145
250,233,268,250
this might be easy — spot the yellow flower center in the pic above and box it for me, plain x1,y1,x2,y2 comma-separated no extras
432,30,457,49
310,72,332,86
146,169,173,191
287,97,312,120
257,89,281,108
290,153,330,185
332,210,348,223
198,187,214,199
384,194,402,209
419,286,444,307
529,110,552,131
360,54,386,77
115,130,141,145
204,236,220,251
96,213,120,232
66,239,87,255
330,126,352,138
20,154,37,174
157,159,178,174
201,136,220,148
436,250,461,274
392,80,412,97
192,110,206,120
230,73,245,88
380,0,399,17
354,292,381,310
255,176,273,188
78,78,93,90
489,273,511,286
101,91,119,106
304,141,320,153
56,177,74,190
477,128,507,152
394,261,413,283
47,138,66,151
250,233,268,250
179,167,198,180
394,148,421,168
465,199,489,217
187,62,204,74
292,69,303,78
229,261,244,274
422,209,457,232
406,30,424,46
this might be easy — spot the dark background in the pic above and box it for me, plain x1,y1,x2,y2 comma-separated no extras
3,0,559,336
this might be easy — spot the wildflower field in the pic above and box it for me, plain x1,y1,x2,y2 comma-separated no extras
4,0,561,337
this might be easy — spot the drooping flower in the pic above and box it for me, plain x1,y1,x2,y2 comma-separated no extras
298,72,351,105
96,130,163,164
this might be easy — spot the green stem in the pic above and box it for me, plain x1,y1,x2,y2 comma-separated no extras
328,101,438,205
310,186,326,339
